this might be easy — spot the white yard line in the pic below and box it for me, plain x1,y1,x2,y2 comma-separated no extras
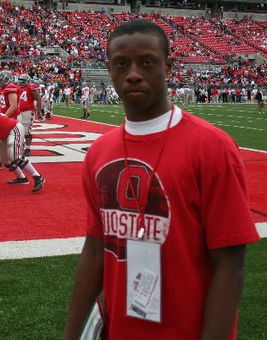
0,223,266,260
215,123,265,131
196,111,267,121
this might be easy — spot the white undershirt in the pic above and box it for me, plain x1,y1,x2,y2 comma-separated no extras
124,105,182,136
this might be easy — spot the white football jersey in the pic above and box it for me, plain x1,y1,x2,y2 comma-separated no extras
81,86,90,99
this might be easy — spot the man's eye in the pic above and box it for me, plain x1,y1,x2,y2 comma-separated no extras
143,60,153,67
115,61,126,68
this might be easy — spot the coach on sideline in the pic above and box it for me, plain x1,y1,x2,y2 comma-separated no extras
63,19,260,340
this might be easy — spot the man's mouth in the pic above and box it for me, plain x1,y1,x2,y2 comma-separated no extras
125,89,147,96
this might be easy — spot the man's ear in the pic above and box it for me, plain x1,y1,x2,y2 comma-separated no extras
165,56,173,77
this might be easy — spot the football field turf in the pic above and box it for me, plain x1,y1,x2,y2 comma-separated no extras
0,103,266,339
55,102,267,150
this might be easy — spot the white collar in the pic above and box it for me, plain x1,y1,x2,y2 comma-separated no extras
125,105,182,136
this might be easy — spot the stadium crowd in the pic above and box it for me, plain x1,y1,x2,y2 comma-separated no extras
0,1,266,93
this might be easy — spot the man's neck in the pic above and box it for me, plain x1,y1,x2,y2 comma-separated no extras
124,101,171,122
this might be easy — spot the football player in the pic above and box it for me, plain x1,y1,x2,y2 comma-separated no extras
80,82,90,119
18,74,42,157
46,83,55,119
0,113,45,192
39,83,46,121
0,70,21,171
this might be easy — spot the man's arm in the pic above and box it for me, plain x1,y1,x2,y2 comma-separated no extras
63,235,104,340
5,93,17,117
31,89,42,116
201,245,245,340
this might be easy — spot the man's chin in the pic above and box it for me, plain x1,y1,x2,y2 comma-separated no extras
123,91,148,104
124,99,148,111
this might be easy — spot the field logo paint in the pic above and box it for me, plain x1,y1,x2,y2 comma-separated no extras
31,122,102,163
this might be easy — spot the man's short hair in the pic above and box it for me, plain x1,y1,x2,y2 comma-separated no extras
107,19,169,59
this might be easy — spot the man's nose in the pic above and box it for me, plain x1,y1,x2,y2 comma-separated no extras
126,63,143,83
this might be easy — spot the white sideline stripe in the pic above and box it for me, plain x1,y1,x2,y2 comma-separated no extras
53,114,117,127
239,147,267,154
0,237,85,260
255,222,267,238
0,223,266,260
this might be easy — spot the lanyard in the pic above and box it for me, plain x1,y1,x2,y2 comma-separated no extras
122,104,175,239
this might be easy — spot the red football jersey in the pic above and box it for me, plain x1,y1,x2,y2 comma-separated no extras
0,84,20,117
0,113,17,140
18,83,39,112
82,109,260,340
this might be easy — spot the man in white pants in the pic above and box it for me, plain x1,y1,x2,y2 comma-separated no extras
0,113,45,192
18,74,42,156
80,82,90,119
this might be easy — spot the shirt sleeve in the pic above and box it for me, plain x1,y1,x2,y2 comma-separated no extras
4,85,18,94
200,133,260,249
82,150,104,238
30,84,38,91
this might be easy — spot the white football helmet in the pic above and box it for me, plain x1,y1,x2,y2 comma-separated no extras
0,71,13,86
18,74,31,86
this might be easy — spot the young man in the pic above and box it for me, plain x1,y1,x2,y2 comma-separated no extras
64,20,260,340
64,85,72,107
0,113,45,192
254,88,264,114
45,83,55,120
18,74,42,157
80,82,90,119
38,83,46,121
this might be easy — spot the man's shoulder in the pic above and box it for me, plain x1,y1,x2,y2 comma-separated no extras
29,83,38,90
90,125,122,149
181,110,236,148
3,84,18,93
84,125,122,167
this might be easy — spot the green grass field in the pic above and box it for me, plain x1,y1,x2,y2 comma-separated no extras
0,103,266,339
0,240,265,340
55,102,267,150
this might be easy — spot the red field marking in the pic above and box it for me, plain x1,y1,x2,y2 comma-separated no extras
0,162,86,242
0,116,266,242
32,150,61,156
240,148,267,162
240,149,267,223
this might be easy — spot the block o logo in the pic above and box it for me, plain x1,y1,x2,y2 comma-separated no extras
96,158,170,260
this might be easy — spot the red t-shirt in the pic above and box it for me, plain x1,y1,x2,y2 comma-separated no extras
0,113,17,140
0,84,20,117
18,83,38,112
235,88,241,96
82,110,260,340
